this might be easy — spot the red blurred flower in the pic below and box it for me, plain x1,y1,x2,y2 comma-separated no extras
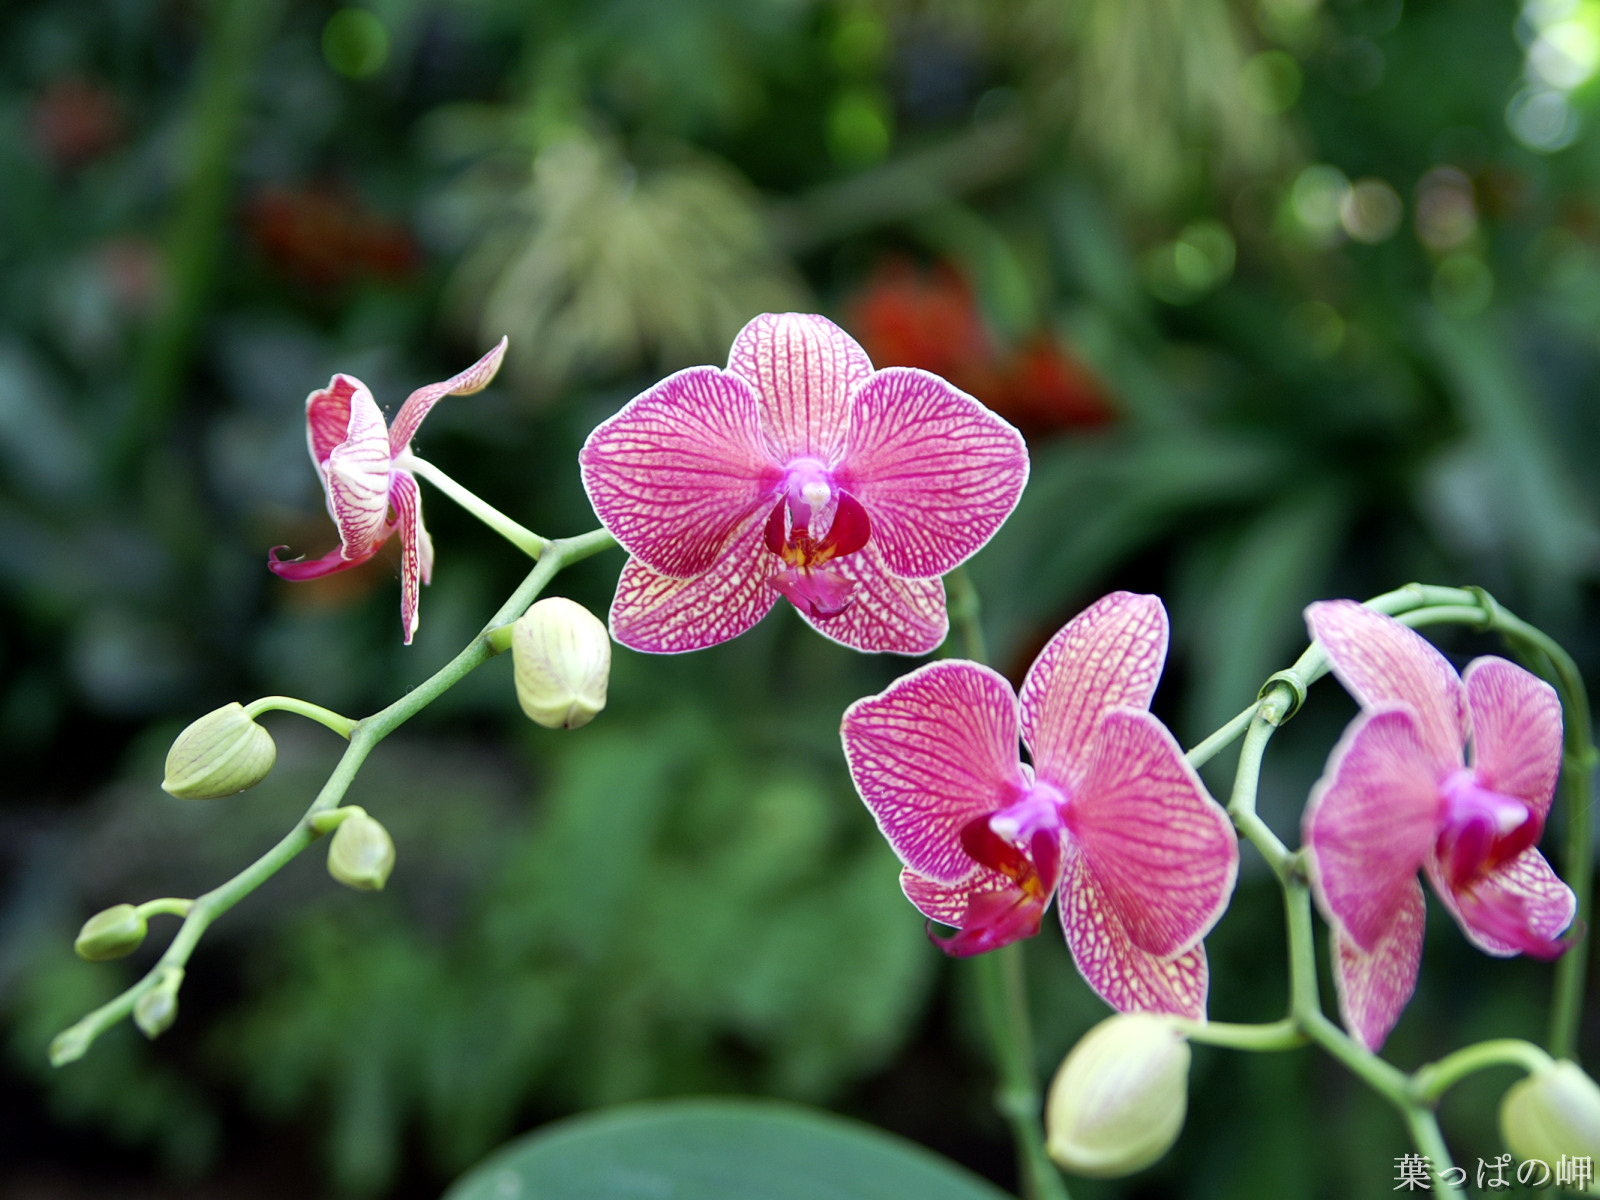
31,76,122,169
848,258,1113,436
246,185,419,289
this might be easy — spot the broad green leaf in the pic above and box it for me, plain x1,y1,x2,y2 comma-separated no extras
444,1098,1014,1200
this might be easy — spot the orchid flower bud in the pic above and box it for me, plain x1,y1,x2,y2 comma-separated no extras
511,597,610,729
133,969,182,1039
73,904,148,962
327,813,395,891
1046,1013,1191,1178
1501,1060,1600,1180
162,703,276,799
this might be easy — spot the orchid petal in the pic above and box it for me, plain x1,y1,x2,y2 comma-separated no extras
306,374,364,467
267,542,380,580
842,660,1027,884
727,312,871,464
900,868,1048,957
796,539,947,655
608,516,778,653
834,367,1028,578
1427,847,1576,958
323,382,393,557
581,366,782,579
1020,592,1168,793
1464,656,1563,820
1057,847,1210,1018
387,337,508,454
1332,876,1425,1051
390,470,426,645
1306,600,1467,772
1069,708,1237,958
1303,706,1442,952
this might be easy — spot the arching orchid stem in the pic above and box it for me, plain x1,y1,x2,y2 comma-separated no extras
1402,1108,1466,1196
1174,1017,1305,1052
1184,703,1255,769
399,453,551,560
947,566,1069,1200
244,695,357,738
49,528,618,1067
133,898,194,920
1412,1039,1555,1105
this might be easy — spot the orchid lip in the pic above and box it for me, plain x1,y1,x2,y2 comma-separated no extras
1436,767,1536,888
987,781,1068,843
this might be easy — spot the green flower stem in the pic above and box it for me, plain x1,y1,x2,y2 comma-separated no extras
133,898,194,920
1175,1017,1305,1052
50,528,617,1067
973,948,1071,1200
243,695,357,738
1184,703,1256,769
1412,1039,1555,1104
486,623,516,654
308,806,368,835
946,566,1068,1200
1403,1108,1462,1194
400,454,552,560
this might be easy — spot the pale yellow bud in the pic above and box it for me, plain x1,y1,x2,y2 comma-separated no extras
133,969,182,1039
327,813,395,891
74,904,148,961
1046,1013,1190,1178
162,703,275,799
511,597,610,729
1501,1060,1600,1188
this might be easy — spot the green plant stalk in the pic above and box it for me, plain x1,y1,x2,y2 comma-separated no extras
399,454,552,560
947,567,1068,1200
50,528,617,1066
243,695,358,738
1412,1040,1554,1104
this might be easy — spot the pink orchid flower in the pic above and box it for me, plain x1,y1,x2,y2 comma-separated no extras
841,593,1239,1019
1303,600,1577,1050
578,313,1028,655
268,339,508,644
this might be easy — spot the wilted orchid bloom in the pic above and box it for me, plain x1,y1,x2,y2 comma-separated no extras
842,593,1238,1018
1303,600,1576,1051
579,313,1028,655
268,339,508,644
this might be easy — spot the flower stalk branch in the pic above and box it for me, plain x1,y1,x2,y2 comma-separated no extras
398,453,551,560
50,528,617,1067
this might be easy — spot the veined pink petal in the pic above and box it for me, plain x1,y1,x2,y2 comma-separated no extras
581,366,782,579
1306,600,1467,773
1068,708,1237,958
1464,656,1562,819
842,660,1027,884
796,540,947,655
1332,877,1425,1051
1303,706,1442,953
834,368,1028,579
608,516,778,653
390,470,426,645
1021,593,1168,793
323,383,393,557
387,337,508,454
1057,847,1210,1018
1427,847,1576,958
306,374,364,467
726,313,871,464
267,542,381,580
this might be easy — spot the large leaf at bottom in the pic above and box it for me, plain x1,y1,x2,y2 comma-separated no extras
443,1098,1013,1200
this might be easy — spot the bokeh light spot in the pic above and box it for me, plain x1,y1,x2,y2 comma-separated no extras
323,9,389,81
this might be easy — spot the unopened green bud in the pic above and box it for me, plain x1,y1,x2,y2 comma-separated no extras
327,813,395,891
74,904,148,961
1501,1060,1600,1184
162,703,276,799
1046,1013,1191,1178
511,597,610,730
133,969,182,1040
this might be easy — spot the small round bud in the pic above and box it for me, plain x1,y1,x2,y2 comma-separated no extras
1046,1013,1191,1179
133,970,182,1040
1501,1060,1600,1174
327,813,395,891
162,703,276,799
511,597,610,730
74,904,148,962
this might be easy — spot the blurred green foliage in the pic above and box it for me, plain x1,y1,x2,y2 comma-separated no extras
4,0,1600,1196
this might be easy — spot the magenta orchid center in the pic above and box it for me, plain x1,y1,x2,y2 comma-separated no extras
1436,768,1538,890
764,457,872,621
